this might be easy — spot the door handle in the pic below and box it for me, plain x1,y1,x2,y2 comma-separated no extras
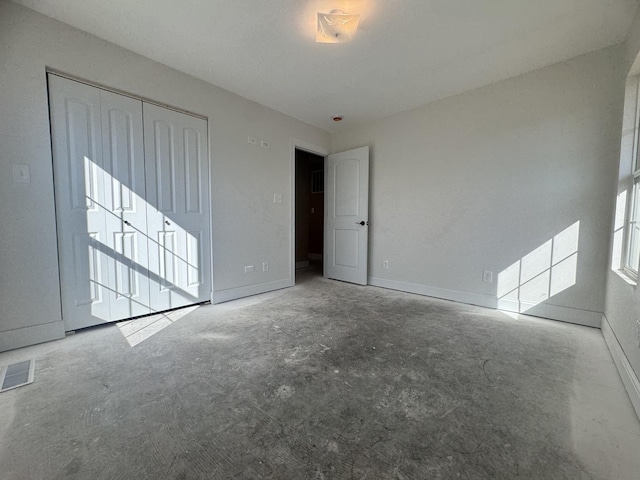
356,221,367,226
165,220,171,226
124,220,132,227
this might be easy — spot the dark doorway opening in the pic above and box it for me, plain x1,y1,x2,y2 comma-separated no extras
295,149,324,281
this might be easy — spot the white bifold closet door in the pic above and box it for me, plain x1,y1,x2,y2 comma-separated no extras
143,103,211,312
49,75,210,331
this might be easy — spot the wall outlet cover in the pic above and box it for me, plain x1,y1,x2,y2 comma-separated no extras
483,270,493,283
12,164,30,184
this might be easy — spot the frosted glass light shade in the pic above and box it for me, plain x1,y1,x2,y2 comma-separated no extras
316,10,360,43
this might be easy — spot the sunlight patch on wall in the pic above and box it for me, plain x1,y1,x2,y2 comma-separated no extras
497,222,579,313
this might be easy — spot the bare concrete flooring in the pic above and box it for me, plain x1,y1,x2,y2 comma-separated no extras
1,269,640,479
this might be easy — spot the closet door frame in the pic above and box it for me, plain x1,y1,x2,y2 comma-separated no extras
47,70,213,331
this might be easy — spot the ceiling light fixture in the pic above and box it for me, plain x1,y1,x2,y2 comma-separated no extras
316,9,360,44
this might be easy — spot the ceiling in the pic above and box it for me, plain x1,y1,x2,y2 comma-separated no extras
13,0,640,132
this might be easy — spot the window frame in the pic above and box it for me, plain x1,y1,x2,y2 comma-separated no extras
624,178,640,280
623,76,640,281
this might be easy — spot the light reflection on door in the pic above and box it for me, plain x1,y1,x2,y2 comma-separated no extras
84,158,203,322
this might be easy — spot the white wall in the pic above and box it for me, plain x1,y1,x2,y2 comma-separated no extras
332,46,625,327
0,0,329,350
603,4,640,409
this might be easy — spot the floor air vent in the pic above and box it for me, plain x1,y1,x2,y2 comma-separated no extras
0,359,35,392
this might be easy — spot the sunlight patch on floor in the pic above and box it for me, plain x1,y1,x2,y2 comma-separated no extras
117,305,199,347
499,310,520,320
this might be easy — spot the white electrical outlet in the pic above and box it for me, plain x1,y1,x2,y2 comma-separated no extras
12,164,30,184
248,136,257,145
483,270,493,283
262,262,269,272
383,260,389,269
273,193,282,204
244,265,255,273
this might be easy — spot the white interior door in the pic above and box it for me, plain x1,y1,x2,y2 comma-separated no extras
143,103,211,311
49,75,113,330
324,146,370,285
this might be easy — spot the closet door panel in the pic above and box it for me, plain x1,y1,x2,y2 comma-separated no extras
177,112,211,301
49,75,111,330
100,90,150,319
144,104,184,311
144,104,210,311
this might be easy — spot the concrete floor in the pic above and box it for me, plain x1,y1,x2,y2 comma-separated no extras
1,268,639,480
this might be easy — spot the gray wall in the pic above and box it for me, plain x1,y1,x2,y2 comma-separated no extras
332,46,625,327
0,1,329,350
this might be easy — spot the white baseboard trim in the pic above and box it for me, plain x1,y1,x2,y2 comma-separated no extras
602,314,640,420
517,302,602,328
368,276,497,309
212,279,292,304
369,276,601,327
308,254,323,261
295,261,310,269
0,321,65,353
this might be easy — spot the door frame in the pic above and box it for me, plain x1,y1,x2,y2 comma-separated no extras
290,139,329,286
47,69,214,329
46,68,207,120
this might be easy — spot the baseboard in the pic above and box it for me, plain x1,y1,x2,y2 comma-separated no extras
308,254,323,261
517,302,602,328
369,276,601,327
602,314,640,420
0,321,65,353
295,261,310,269
368,276,497,309
212,279,292,304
